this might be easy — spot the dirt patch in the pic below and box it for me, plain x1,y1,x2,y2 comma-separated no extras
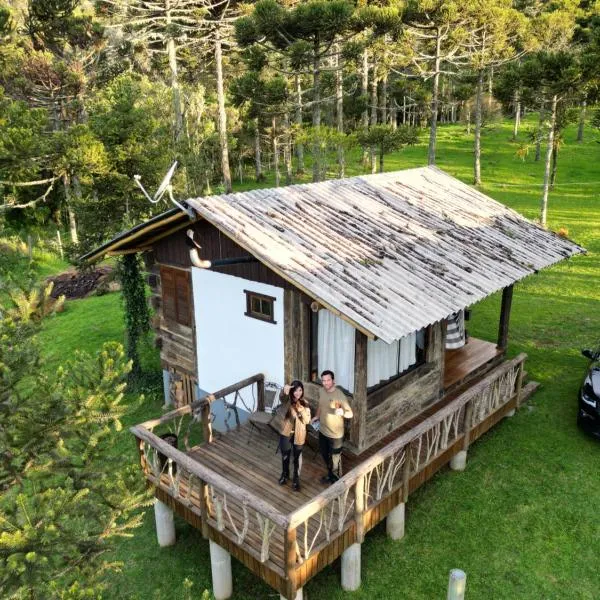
48,266,120,299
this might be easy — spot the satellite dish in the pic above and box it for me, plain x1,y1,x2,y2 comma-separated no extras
133,161,195,218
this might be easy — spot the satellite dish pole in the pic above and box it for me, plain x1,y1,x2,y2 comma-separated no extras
133,161,195,219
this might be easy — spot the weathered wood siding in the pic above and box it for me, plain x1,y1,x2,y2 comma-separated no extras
364,321,445,448
153,220,294,290
144,251,197,376
283,289,311,383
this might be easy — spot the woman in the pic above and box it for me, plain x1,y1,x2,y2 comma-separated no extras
278,380,311,492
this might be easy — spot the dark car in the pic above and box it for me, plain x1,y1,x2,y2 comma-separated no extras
578,349,600,439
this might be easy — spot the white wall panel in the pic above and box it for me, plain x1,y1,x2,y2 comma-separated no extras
192,268,284,395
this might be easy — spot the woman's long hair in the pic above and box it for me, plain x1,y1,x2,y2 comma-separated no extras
288,380,308,408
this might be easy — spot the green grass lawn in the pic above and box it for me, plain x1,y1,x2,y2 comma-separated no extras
35,116,600,599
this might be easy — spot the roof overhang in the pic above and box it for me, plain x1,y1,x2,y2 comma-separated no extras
80,208,194,263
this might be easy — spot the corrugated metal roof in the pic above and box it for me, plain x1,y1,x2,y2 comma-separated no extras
185,166,583,343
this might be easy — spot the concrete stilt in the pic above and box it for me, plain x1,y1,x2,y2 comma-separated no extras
341,543,361,591
209,540,232,600
447,568,466,600
505,408,516,417
386,502,406,540
280,588,303,600
450,450,467,471
153,499,176,547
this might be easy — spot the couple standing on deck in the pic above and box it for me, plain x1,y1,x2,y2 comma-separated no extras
277,371,353,492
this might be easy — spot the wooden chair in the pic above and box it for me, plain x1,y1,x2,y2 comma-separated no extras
247,384,281,447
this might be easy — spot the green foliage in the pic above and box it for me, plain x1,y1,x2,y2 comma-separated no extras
357,125,419,171
0,314,149,598
116,254,150,380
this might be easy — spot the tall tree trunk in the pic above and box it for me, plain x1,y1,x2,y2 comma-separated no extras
550,136,559,189
283,111,292,185
540,94,557,227
381,73,388,125
577,98,586,143
474,69,484,185
487,66,493,111
254,118,263,181
63,175,79,245
391,101,397,130
166,0,183,142
295,75,304,173
361,49,369,166
512,89,520,141
312,37,321,182
272,117,280,187
379,145,384,173
335,44,345,178
215,30,232,192
403,95,406,124
428,29,441,165
535,104,544,162
370,68,378,174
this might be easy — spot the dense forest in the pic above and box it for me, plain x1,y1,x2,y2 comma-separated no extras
0,0,599,251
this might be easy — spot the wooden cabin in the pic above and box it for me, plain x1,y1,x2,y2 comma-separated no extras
84,166,583,600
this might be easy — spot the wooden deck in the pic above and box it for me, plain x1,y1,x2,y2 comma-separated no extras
443,337,502,391
133,356,537,599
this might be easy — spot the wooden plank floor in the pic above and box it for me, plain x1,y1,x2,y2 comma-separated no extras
443,337,501,390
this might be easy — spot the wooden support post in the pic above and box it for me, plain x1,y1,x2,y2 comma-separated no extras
497,285,514,352
355,475,365,543
402,442,412,502
198,480,209,539
284,528,298,600
209,540,233,600
154,499,176,547
352,331,368,451
451,401,473,471
515,361,525,409
201,401,213,444
257,374,265,413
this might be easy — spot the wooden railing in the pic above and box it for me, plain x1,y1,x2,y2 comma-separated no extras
131,373,287,571
131,356,526,597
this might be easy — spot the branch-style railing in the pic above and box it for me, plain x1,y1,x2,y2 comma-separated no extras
131,355,526,596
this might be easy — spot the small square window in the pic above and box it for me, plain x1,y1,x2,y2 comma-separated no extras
244,290,276,324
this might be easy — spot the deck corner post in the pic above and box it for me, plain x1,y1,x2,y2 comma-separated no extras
209,539,233,600
450,450,467,471
355,475,365,543
386,502,406,540
341,543,361,591
497,285,514,352
154,499,176,547
257,373,265,412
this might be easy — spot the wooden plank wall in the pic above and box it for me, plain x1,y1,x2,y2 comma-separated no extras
153,221,294,290
283,289,311,383
364,321,445,449
144,251,197,377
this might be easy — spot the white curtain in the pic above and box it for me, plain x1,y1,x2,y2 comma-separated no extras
367,339,399,387
367,332,418,388
318,310,355,393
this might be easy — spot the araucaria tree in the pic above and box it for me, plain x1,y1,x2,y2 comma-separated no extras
0,315,149,598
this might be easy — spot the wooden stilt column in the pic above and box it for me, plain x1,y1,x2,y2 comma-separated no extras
209,540,232,600
153,499,176,547
497,285,514,352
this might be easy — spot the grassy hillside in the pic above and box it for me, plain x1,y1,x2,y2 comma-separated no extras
35,116,600,599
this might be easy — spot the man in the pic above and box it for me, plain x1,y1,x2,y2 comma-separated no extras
312,370,353,484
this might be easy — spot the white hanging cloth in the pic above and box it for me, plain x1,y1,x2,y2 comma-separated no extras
367,332,418,388
446,310,466,349
317,309,355,393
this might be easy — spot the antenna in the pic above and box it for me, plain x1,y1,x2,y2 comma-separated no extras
133,161,195,218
